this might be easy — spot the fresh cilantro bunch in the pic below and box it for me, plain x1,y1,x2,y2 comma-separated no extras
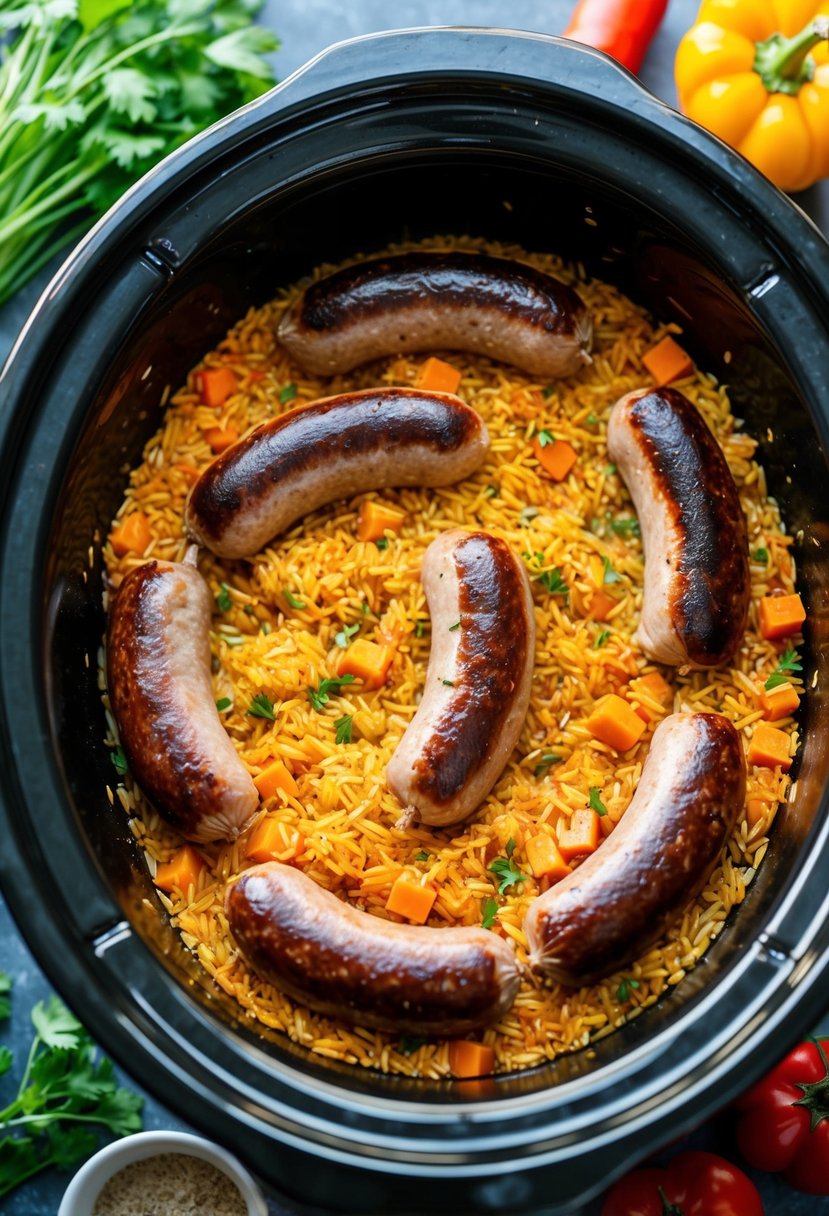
0,0,279,306
0,975,143,1198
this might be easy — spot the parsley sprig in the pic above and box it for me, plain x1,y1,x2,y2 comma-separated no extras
765,645,802,691
307,674,355,712
488,838,526,895
0,0,279,308
0,986,142,1199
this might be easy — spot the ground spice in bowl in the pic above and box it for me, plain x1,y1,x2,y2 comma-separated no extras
92,1151,248,1215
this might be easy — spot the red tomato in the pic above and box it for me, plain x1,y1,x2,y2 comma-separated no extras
735,1038,829,1194
601,1150,764,1216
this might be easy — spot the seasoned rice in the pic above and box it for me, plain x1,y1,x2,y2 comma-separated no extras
101,235,800,1076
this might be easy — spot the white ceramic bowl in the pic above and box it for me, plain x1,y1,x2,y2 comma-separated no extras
58,1130,269,1216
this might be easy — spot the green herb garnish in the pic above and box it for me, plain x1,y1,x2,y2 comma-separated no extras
481,898,499,930
283,589,304,609
605,463,617,476
415,620,425,638
334,714,353,744
594,628,611,649
602,555,621,584
215,583,232,613
534,752,562,777
488,851,526,896
215,697,232,712
765,645,802,691
539,567,569,597
334,623,359,649
247,693,275,720
0,973,11,1022
260,621,272,636
449,620,461,632
753,547,769,564
307,674,356,712
588,787,608,817
442,679,455,687
485,484,499,498
375,537,389,550
536,428,555,447
616,977,640,1003
586,412,599,425
541,387,556,400
399,1035,426,1055
0,994,142,1199
415,850,430,862
610,517,641,538
279,382,297,404
110,746,128,776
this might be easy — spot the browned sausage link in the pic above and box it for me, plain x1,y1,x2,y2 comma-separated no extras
185,388,489,559
524,713,745,986
387,530,535,827
226,863,521,1034
277,251,593,378
608,387,750,668
107,554,259,843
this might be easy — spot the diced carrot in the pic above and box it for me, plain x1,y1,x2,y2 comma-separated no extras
385,874,436,924
245,817,304,863
642,336,693,386
631,670,673,722
204,424,239,453
746,798,771,830
526,834,572,881
557,809,601,861
154,845,205,894
196,366,238,407
585,693,646,751
588,590,617,621
414,356,462,395
448,1040,495,1079
758,593,806,641
533,436,578,481
759,682,800,722
337,638,394,690
747,723,793,771
356,499,406,542
110,511,152,557
253,758,299,800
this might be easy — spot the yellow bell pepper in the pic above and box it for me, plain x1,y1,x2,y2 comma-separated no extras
675,2,829,192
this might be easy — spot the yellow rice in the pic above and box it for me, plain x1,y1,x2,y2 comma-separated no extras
101,235,801,1077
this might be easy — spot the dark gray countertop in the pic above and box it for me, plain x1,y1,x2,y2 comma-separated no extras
2,2,828,1212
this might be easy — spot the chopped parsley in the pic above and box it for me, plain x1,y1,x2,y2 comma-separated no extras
334,714,353,744
415,619,425,638
111,746,128,776
243,604,255,616
609,517,641,538
616,977,640,1003
215,697,232,713
307,674,356,712
215,583,232,613
375,537,389,550
488,849,526,896
247,693,275,721
586,412,599,425
283,589,305,609
449,620,461,632
605,462,617,476
442,679,455,687
753,547,769,564
539,567,569,597
534,752,562,777
260,621,272,636
536,428,555,447
481,897,499,930
541,386,556,400
588,787,608,816
415,850,430,862
485,484,499,498
399,1035,426,1055
765,645,802,691
594,628,611,649
602,555,621,584
279,382,297,404
334,622,360,648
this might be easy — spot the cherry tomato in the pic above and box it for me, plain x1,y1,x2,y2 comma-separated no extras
601,1150,764,1216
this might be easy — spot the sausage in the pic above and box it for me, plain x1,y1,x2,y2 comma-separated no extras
226,862,521,1034
607,386,750,668
185,388,489,559
524,712,746,986
107,549,259,843
386,530,535,827
277,250,593,379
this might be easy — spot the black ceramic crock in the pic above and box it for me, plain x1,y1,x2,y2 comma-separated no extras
1,27,829,1215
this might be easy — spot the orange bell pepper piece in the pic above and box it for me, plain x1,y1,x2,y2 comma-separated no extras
110,511,152,557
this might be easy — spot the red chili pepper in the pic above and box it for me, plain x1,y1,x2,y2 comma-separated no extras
735,1037,829,1194
562,0,668,74
601,1150,764,1216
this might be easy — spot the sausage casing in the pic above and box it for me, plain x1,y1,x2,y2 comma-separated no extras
185,388,489,559
107,555,259,842
607,387,750,668
226,862,520,1034
524,712,745,986
277,250,593,379
387,530,536,827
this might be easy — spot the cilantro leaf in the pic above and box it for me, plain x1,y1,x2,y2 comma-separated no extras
110,746,127,776
602,555,621,584
279,382,297,404
753,547,769,564
334,623,359,648
247,693,275,720
488,852,526,896
616,977,640,1003
536,428,555,447
481,897,499,930
307,674,355,712
216,583,233,613
216,697,232,712
765,645,802,691
588,787,608,817
594,628,610,649
534,752,561,777
609,516,640,538
204,25,280,78
31,997,83,1051
334,714,353,745
0,1048,12,1077
415,850,430,862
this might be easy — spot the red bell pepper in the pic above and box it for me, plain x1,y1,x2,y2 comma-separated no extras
562,0,668,74
601,1150,764,1216
735,1037,829,1194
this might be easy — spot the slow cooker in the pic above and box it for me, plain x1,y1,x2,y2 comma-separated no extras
1,28,828,1215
